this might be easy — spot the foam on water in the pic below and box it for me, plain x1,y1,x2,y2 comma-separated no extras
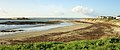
0,22,73,36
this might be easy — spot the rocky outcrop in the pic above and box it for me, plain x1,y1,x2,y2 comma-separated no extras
0,30,24,32
0,21,61,25
0,40,11,45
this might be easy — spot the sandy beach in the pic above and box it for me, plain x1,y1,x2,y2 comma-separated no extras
0,20,91,40
0,20,120,43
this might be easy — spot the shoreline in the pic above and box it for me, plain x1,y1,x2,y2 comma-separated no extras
0,20,92,40
0,20,120,43
0,22,73,36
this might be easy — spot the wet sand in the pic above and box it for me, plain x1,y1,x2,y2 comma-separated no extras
1,20,120,43
0,20,91,40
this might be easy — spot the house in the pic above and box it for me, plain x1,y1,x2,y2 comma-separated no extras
116,15,120,19
97,16,116,20
107,16,116,19
97,16,107,19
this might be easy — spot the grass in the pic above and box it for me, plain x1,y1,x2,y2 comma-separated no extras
85,18,120,22
0,19,120,50
0,38,120,50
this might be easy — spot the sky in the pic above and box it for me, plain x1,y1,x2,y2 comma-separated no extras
0,0,120,18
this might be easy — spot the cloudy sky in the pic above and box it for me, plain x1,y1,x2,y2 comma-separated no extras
0,0,120,18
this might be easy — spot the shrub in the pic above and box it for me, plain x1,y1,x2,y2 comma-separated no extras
0,38,120,50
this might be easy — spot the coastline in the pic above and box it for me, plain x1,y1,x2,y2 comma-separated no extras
0,20,92,40
0,20,120,43
0,21,71,36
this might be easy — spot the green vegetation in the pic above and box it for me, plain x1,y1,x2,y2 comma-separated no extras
0,38,120,50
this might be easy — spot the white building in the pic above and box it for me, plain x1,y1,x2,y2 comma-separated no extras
116,15,120,19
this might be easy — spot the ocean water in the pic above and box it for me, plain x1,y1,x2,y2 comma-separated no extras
0,18,75,36
18,22,73,32
0,24,46,30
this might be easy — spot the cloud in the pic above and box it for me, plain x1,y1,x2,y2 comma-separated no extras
0,8,8,14
72,6,95,16
52,11,65,16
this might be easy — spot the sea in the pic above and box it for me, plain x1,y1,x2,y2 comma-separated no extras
0,18,82,36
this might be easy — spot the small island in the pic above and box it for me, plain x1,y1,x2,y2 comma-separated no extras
0,17,31,20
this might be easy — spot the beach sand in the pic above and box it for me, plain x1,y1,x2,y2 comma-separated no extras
0,20,120,43
0,20,92,40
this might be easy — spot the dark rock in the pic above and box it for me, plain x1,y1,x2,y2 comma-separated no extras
18,30,24,31
0,21,61,25
0,30,24,32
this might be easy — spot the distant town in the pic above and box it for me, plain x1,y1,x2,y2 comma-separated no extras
0,15,120,20
97,15,120,20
